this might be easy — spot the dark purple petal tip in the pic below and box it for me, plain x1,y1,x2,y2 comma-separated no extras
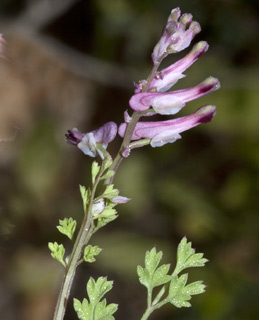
65,129,84,145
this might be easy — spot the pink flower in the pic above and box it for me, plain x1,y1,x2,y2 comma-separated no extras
149,41,209,92
152,8,201,63
130,77,220,115
66,122,117,158
119,105,216,147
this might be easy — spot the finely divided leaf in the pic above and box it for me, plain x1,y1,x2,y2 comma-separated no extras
145,247,163,274
83,245,102,263
137,265,150,287
183,280,206,296
152,263,171,287
96,207,117,219
57,217,77,240
102,185,119,200
74,277,117,320
48,242,66,267
138,248,171,289
74,298,91,320
169,274,192,308
94,215,118,232
174,237,208,275
80,185,91,213
87,277,113,305
94,299,118,320
168,274,206,308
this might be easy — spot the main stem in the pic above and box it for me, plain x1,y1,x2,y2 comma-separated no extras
53,175,100,320
53,58,162,320
53,216,92,320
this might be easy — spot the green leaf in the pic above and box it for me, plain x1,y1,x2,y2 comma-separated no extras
87,277,113,305
94,215,118,232
74,277,117,320
168,274,206,308
101,170,115,180
92,161,101,184
102,184,119,200
168,274,192,308
83,245,102,263
94,299,118,320
183,280,206,296
173,237,208,276
73,298,91,320
96,207,117,219
137,265,150,287
102,154,113,170
80,185,91,213
145,247,163,274
137,247,171,289
152,264,171,287
48,242,66,267
57,217,77,240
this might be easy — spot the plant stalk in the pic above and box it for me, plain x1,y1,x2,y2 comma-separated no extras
53,56,162,319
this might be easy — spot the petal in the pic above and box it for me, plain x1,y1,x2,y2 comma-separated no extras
92,121,118,144
151,132,182,147
66,128,84,145
149,41,209,92
78,132,97,157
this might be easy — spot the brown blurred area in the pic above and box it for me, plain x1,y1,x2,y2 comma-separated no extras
0,1,258,319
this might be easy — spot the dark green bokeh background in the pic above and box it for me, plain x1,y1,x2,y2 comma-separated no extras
0,0,258,319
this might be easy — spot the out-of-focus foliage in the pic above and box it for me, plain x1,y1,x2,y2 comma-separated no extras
0,0,258,320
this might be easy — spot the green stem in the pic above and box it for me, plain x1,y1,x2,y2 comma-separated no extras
53,55,163,320
140,298,168,320
140,306,155,320
53,169,103,320
147,285,153,309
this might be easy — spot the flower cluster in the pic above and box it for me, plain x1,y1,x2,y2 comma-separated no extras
66,7,219,157
118,8,219,150
151,7,201,64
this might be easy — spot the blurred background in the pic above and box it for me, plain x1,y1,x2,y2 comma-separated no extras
0,0,258,319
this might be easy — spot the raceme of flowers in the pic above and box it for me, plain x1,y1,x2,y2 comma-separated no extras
66,7,220,157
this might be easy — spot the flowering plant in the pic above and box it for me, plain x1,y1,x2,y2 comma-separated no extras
43,7,219,320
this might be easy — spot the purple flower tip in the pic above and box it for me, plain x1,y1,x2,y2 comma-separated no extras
66,128,84,145
66,122,118,158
